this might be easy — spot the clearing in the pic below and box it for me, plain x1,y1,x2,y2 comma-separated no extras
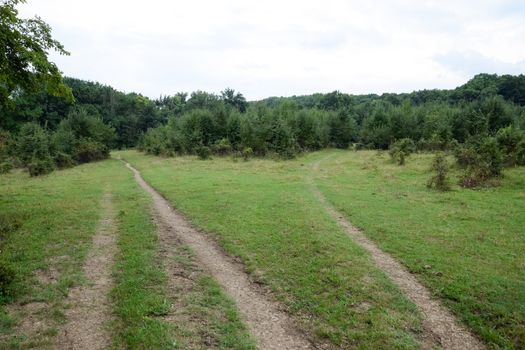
1,149,523,349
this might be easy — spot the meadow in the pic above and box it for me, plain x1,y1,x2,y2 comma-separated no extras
0,149,523,349
0,160,253,349
118,149,525,349
2,1,525,349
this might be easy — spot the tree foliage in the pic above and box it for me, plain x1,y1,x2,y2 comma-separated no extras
427,152,450,191
0,0,72,108
389,138,416,165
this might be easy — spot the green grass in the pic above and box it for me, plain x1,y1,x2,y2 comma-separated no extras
5,149,521,349
109,160,175,349
166,244,255,349
1,159,254,349
311,150,525,349
0,162,110,348
118,150,426,349
110,162,254,349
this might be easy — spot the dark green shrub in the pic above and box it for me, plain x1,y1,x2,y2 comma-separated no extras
427,152,450,191
457,137,503,188
16,123,53,167
0,160,13,174
459,163,493,188
51,128,77,156
496,126,525,166
328,110,356,149
454,144,478,168
517,140,525,166
27,156,54,177
353,143,366,151
195,145,211,160
54,152,75,169
58,108,116,148
140,126,169,156
241,147,253,161
212,138,232,156
269,118,299,159
389,138,416,165
75,139,109,163
416,138,429,151
0,130,14,161
478,137,503,177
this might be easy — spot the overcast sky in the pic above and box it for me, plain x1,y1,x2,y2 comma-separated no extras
18,0,525,100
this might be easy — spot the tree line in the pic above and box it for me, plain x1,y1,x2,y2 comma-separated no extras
2,0,524,184
1,73,525,180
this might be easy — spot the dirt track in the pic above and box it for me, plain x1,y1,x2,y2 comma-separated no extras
126,163,313,350
55,191,117,350
310,160,486,350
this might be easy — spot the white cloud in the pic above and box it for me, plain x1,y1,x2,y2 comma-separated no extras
18,0,525,100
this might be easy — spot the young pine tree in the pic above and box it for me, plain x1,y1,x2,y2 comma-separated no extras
427,152,450,191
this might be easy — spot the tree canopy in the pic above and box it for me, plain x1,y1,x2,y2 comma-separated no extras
0,0,72,108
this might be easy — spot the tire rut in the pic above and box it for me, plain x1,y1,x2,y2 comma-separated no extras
310,160,485,350
126,163,314,350
55,191,117,350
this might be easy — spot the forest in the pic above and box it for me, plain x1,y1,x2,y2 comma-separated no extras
1,73,525,185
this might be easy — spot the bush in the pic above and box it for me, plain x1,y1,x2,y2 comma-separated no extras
459,164,493,188
389,138,416,165
54,152,75,169
140,126,169,156
478,137,503,177
269,118,299,159
241,147,253,161
427,152,450,191
496,126,525,166
58,108,116,148
0,160,13,174
27,156,54,177
75,139,109,163
454,145,478,168
0,130,14,161
16,123,53,167
51,128,77,156
457,137,503,188
195,145,211,160
212,138,232,156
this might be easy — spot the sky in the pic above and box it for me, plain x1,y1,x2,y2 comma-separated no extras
18,0,525,100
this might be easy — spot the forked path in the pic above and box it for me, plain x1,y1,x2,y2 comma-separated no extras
55,191,117,349
310,160,485,350
126,163,313,350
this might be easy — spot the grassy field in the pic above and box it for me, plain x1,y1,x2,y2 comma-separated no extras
2,149,523,349
0,159,254,349
120,149,525,349
118,150,427,349
0,162,110,348
311,150,525,349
